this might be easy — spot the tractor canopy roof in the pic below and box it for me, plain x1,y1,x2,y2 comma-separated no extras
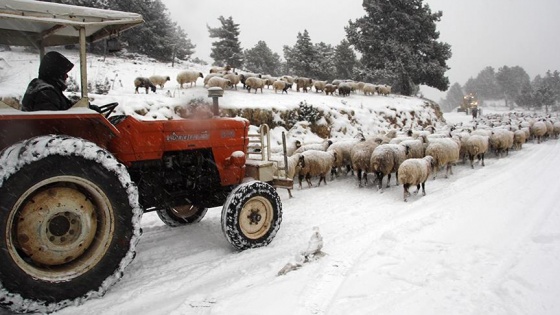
0,0,143,47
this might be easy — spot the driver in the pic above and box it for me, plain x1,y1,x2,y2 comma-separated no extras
21,51,75,111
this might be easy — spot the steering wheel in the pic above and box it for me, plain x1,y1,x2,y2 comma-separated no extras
90,102,119,118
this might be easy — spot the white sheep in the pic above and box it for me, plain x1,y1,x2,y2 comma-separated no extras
272,80,292,94
377,85,392,96
313,80,327,93
203,73,223,87
296,150,337,188
362,83,376,96
370,143,407,192
324,84,337,96
513,129,527,150
465,134,489,168
295,77,313,92
245,77,266,93
177,70,204,88
206,76,232,90
327,135,366,178
149,75,170,88
530,121,547,143
397,155,435,202
350,138,382,187
293,139,333,155
489,129,514,158
424,137,460,179
209,65,231,74
400,137,426,159
552,121,560,139
223,73,240,89
240,73,260,89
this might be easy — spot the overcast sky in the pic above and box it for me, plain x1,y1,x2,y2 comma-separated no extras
162,0,560,101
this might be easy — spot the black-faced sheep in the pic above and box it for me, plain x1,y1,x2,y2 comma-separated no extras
207,76,232,90
272,80,292,94
370,143,408,192
398,155,435,202
149,75,170,88
134,77,156,94
177,70,204,88
338,83,352,97
296,150,337,188
465,134,489,168
245,77,266,93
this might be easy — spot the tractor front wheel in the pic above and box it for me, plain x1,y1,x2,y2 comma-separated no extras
221,181,282,250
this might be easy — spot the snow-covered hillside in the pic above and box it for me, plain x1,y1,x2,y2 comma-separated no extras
1,48,560,315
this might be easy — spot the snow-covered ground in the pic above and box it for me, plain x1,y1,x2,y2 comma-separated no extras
1,49,560,315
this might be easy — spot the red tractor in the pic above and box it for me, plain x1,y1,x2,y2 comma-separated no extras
0,1,286,313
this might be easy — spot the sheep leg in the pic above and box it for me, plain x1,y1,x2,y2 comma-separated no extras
386,173,391,188
481,153,485,167
376,172,384,192
414,184,420,195
403,184,410,202
306,174,313,188
469,154,474,169
298,174,304,189
421,182,426,196
357,169,364,187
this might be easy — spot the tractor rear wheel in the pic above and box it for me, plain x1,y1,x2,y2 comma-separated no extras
156,205,208,227
221,181,282,250
0,136,142,314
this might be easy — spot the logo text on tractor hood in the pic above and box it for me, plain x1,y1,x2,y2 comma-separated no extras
166,132,210,141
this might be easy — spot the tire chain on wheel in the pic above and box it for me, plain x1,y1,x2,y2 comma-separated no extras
0,135,143,314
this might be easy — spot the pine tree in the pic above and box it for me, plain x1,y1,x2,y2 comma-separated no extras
334,39,357,80
496,66,531,109
346,0,451,95
312,42,335,80
443,82,464,112
173,25,196,61
208,16,244,69
283,30,316,77
243,41,282,75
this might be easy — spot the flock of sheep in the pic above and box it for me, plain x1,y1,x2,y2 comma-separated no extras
268,111,560,202
134,66,392,97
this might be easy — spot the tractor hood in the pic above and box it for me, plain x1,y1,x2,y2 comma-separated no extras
0,0,143,47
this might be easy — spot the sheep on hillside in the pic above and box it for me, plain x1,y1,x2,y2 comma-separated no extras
377,85,391,96
149,75,170,88
296,150,337,188
324,84,337,96
203,73,223,87
424,137,460,179
338,83,352,97
206,76,232,90
363,83,376,96
295,77,313,92
210,65,231,74
134,77,156,94
245,77,266,93
465,134,489,168
313,80,327,93
240,73,260,89
272,80,292,94
177,70,204,88
223,73,240,89
398,155,435,202
370,143,408,192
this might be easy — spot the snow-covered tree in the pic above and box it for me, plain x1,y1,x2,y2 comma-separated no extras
334,39,357,80
208,16,243,69
346,0,451,95
442,82,464,112
496,66,531,109
312,42,335,81
464,66,502,100
173,25,196,61
243,41,282,75
283,30,316,77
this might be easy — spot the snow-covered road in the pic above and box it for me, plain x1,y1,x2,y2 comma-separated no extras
53,117,560,315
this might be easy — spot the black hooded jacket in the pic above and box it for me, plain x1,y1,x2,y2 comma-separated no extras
21,51,74,111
